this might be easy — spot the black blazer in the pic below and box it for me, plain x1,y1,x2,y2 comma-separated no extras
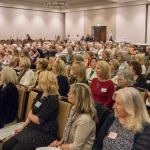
0,82,19,128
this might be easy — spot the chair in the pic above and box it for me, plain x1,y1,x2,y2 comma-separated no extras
17,86,28,121
57,100,72,139
25,91,38,120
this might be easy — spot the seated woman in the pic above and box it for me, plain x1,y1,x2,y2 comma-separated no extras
129,61,148,89
69,61,88,85
116,69,134,90
2,71,59,150
10,49,19,68
135,53,146,75
30,58,48,90
18,57,35,87
49,83,96,150
86,57,97,84
117,51,129,72
101,50,111,63
109,59,119,78
91,61,114,107
52,59,70,97
0,67,18,128
93,87,150,150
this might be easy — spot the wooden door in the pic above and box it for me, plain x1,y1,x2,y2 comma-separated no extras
92,26,107,42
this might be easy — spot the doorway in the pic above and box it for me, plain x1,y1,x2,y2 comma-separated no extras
92,26,107,42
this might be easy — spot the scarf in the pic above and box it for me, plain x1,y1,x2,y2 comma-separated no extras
62,106,78,143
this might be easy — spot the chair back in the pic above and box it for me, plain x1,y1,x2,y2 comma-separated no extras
17,86,27,120
57,101,71,139
25,91,38,120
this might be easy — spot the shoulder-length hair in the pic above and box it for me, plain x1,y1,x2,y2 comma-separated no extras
1,67,17,84
38,70,59,95
97,61,111,80
19,57,31,69
73,61,86,80
114,87,150,132
129,61,142,76
37,58,48,70
53,59,67,76
71,83,97,120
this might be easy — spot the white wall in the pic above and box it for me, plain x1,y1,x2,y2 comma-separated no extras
147,5,150,43
116,5,146,43
65,11,84,41
84,8,116,40
0,7,65,40
0,4,148,43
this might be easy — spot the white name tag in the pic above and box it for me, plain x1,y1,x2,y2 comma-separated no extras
35,101,42,108
101,88,107,92
107,132,118,139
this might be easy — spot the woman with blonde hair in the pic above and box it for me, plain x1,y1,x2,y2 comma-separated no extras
93,87,150,150
135,53,146,75
109,59,119,78
0,67,18,128
91,61,114,107
49,83,96,150
3,71,59,150
70,61,88,84
52,59,69,97
18,57,35,87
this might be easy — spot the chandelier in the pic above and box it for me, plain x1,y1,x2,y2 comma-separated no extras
44,0,70,9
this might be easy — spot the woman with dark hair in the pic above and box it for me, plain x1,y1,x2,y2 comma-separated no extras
129,61,147,89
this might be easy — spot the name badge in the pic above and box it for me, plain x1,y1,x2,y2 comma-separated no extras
101,88,107,92
35,101,42,108
107,132,117,139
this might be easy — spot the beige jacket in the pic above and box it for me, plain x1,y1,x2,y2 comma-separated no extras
67,114,96,150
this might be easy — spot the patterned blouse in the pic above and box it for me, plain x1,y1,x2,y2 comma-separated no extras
102,119,135,150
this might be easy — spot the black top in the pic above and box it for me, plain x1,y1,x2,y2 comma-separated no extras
0,82,18,128
36,48,50,58
57,75,70,97
15,93,59,147
133,74,148,89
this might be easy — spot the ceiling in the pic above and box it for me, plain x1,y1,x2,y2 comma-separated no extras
0,0,148,11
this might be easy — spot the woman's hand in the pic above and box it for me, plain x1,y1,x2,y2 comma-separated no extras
61,144,70,150
28,110,32,119
15,127,23,134
49,140,62,147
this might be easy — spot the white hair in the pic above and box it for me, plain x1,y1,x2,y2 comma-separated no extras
115,87,150,132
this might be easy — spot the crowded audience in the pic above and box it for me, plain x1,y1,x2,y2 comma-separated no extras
0,35,150,150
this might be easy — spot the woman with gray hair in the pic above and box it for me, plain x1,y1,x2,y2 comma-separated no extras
116,69,134,90
93,87,150,150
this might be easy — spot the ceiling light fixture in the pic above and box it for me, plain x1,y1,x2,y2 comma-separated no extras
44,0,70,9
